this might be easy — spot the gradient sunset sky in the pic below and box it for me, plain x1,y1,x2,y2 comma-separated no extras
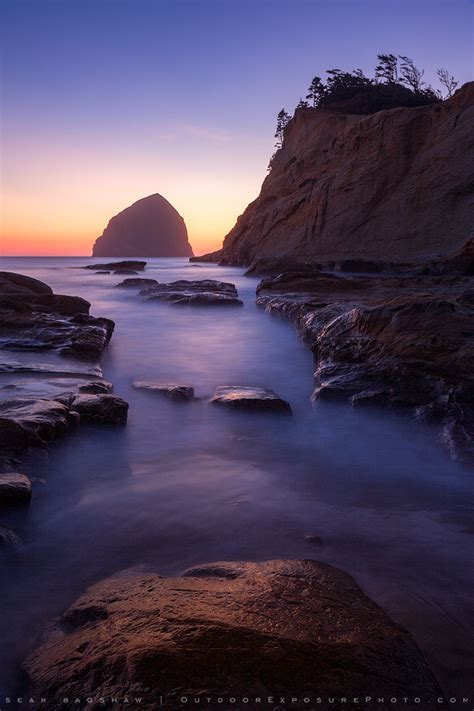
1,0,472,256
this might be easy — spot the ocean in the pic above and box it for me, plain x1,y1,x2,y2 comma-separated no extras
0,256,473,696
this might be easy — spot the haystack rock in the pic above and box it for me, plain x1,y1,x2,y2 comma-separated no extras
92,194,193,258
208,83,474,268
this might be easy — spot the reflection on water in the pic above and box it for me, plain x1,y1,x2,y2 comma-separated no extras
0,257,473,696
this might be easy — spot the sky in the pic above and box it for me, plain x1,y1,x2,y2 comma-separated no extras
1,0,472,256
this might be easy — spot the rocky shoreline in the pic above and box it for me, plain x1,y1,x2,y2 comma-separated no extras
0,266,454,704
255,261,474,464
0,271,128,552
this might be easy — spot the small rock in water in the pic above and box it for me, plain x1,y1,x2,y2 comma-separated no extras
0,472,32,507
94,271,110,274
210,386,292,414
133,381,195,402
71,394,128,424
304,534,324,545
140,279,243,306
113,269,138,275
0,525,22,554
82,261,147,271
115,278,158,288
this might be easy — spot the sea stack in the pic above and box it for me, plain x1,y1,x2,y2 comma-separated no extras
92,194,194,258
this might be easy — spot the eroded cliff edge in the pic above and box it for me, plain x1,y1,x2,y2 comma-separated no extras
214,82,473,267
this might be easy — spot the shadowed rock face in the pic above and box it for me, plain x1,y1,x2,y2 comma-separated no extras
215,83,474,268
23,560,442,707
256,271,474,462
0,472,32,507
92,194,194,258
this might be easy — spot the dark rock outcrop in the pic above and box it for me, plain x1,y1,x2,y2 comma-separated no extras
0,272,114,361
0,472,32,507
133,381,195,401
257,271,474,462
23,560,442,708
0,273,127,488
189,249,222,263
83,260,146,271
92,194,193,258
217,83,474,267
140,279,243,306
114,278,158,288
210,385,292,414
70,394,128,425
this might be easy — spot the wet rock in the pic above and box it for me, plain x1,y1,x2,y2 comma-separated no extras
0,272,53,296
113,269,138,275
133,381,195,401
83,261,146,271
0,397,76,450
0,525,22,554
70,394,128,425
23,559,442,705
257,271,474,461
77,381,113,394
210,385,292,414
95,271,110,274
0,472,32,507
114,278,158,288
0,272,114,360
140,279,243,306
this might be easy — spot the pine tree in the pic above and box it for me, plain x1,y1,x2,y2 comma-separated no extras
306,76,325,107
274,109,291,150
375,54,398,84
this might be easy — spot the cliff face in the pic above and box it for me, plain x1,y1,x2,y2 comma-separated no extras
219,83,474,266
93,194,193,258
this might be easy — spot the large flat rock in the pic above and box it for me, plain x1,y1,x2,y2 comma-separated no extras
210,385,292,414
23,560,442,707
140,279,243,306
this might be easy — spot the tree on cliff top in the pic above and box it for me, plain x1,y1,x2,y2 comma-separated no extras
301,53,450,114
274,109,291,149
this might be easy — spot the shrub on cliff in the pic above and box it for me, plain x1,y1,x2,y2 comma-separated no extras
302,54,454,115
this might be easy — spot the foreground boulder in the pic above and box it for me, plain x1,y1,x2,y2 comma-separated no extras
92,194,193,258
0,472,32,507
23,560,442,706
133,381,195,401
210,385,292,414
257,271,474,462
140,279,243,306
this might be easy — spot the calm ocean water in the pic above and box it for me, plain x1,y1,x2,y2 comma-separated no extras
0,256,473,695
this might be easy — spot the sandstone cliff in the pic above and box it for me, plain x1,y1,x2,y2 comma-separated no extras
92,194,193,258
215,83,474,267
